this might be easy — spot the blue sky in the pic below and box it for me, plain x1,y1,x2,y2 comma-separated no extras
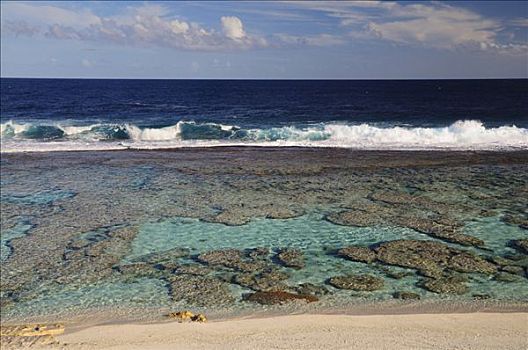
1,1,527,78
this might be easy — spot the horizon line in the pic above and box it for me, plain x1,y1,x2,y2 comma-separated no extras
1,76,527,81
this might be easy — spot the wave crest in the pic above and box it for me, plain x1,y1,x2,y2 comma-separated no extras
1,119,527,152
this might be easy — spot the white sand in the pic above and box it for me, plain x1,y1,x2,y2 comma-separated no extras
49,312,528,350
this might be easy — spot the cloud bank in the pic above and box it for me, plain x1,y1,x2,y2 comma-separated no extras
1,3,269,51
289,1,528,55
2,1,526,55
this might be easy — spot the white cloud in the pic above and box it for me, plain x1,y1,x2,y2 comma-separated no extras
364,3,499,49
2,21,41,36
1,4,267,51
170,20,190,34
4,1,520,55
1,3,349,51
509,18,528,28
288,1,527,55
2,3,354,51
1,2,101,28
221,16,246,40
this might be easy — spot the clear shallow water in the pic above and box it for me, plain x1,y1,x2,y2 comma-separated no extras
129,213,528,298
3,213,527,321
0,219,32,262
1,149,527,322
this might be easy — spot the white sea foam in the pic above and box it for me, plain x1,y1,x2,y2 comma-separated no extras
1,120,527,152
126,123,182,141
321,120,528,149
58,124,92,135
0,120,30,135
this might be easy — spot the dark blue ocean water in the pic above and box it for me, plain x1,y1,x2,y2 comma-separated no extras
1,78,527,151
2,78,527,127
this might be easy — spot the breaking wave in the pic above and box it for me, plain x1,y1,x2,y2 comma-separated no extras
1,120,527,152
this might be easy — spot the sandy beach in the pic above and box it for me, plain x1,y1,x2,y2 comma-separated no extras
2,312,523,350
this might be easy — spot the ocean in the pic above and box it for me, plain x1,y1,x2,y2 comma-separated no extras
1,78,527,151
1,79,527,323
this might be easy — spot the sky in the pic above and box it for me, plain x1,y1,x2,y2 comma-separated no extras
1,1,527,79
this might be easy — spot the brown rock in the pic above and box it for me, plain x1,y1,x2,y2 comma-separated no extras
337,246,377,263
326,210,384,227
197,249,267,272
276,248,305,269
393,291,421,300
374,240,496,278
244,291,318,305
328,274,384,291
420,276,468,295
168,275,234,306
233,269,289,291
509,239,528,254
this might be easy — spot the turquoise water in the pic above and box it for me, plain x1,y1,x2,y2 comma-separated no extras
5,213,527,320
1,150,527,322
130,213,528,299
0,190,76,206
0,218,33,261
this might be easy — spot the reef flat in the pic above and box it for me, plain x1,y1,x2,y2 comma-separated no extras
1,148,527,323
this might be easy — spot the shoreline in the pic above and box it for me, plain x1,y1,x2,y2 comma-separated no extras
3,298,527,327
2,312,526,350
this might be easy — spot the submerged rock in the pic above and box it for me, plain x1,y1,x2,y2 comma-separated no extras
244,291,318,305
396,216,484,247
232,269,289,291
449,252,497,274
374,240,496,278
132,247,190,265
248,247,270,260
502,215,528,230
196,248,267,272
493,272,523,283
197,249,244,266
291,283,329,297
204,211,251,226
420,275,468,294
500,265,526,276
326,202,483,249
509,239,528,255
168,275,234,306
263,205,304,220
173,264,213,276
393,291,421,300
382,268,414,280
58,226,140,286
276,248,305,269
115,262,162,278
337,246,377,264
327,274,384,291
503,253,527,261
472,294,491,300
489,256,519,267
369,191,452,214
325,210,384,227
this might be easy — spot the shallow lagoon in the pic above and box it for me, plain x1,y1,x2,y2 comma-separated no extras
1,149,527,322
